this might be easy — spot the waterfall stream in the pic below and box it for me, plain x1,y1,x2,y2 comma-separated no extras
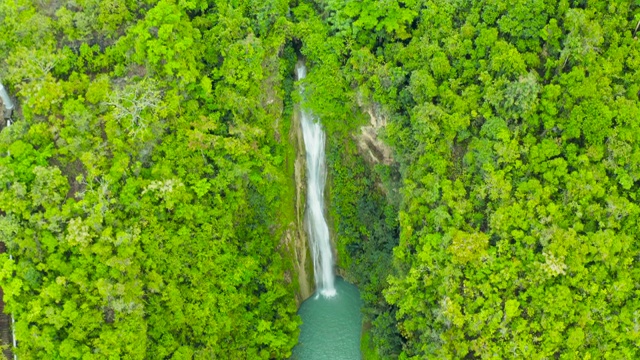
295,62,336,298
291,62,363,359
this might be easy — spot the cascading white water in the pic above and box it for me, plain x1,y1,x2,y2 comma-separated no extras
296,62,336,298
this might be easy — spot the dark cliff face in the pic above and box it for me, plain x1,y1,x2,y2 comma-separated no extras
0,100,6,129
0,242,13,360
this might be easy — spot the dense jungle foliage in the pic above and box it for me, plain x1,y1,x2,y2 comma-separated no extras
0,0,301,358
1,0,639,359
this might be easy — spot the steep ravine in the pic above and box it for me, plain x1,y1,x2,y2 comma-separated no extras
261,48,315,306
291,60,364,359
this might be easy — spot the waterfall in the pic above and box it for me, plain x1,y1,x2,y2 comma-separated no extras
1,83,15,120
296,62,336,298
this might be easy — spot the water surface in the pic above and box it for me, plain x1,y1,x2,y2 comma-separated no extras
291,278,363,360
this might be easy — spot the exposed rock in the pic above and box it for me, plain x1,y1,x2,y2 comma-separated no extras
288,105,315,305
355,98,394,165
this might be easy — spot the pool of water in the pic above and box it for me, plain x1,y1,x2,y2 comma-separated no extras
291,277,363,360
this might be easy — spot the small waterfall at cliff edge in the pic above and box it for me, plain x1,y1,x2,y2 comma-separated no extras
295,61,336,298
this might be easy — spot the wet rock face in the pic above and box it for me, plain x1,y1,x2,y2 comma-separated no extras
0,98,5,128
290,106,315,305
